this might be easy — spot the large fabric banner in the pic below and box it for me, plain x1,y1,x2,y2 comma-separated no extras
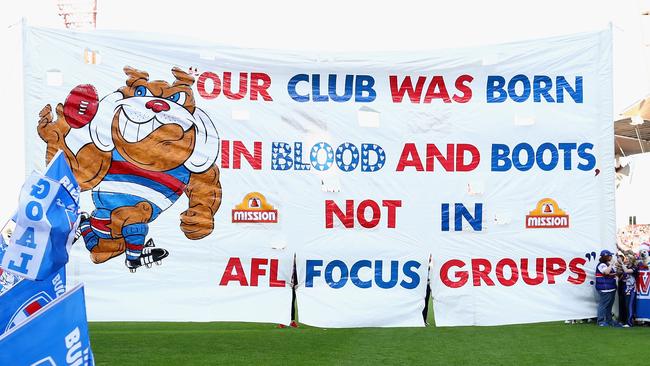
23,26,613,327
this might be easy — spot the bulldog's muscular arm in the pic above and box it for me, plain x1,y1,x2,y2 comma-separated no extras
180,165,222,240
37,103,111,191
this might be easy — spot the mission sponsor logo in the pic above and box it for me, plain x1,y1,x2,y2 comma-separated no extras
525,198,569,228
232,192,278,223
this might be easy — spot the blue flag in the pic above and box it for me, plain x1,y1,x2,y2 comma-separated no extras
0,151,80,280
41,150,81,206
0,284,94,366
0,267,66,335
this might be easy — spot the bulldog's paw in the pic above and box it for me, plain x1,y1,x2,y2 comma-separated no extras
37,103,71,144
180,205,214,240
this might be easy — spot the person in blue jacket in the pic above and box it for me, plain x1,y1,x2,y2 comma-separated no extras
595,249,622,327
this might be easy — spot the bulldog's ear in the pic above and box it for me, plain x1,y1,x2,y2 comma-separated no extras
123,66,149,86
172,67,195,87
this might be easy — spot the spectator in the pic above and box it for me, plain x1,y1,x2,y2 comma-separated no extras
617,252,627,321
595,249,622,327
620,250,637,327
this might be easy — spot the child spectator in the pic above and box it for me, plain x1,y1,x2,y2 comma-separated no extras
620,250,637,327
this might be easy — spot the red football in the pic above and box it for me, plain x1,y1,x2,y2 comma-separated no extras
63,84,99,128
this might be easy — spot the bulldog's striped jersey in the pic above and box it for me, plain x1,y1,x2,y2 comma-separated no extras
92,150,190,221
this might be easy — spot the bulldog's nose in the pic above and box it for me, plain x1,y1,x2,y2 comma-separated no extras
145,99,170,113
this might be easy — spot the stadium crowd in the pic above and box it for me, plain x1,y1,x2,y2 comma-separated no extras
617,224,650,253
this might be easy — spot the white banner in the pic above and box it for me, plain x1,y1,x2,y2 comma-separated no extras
296,234,429,328
23,26,613,327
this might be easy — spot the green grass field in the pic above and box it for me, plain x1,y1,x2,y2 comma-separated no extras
89,314,650,365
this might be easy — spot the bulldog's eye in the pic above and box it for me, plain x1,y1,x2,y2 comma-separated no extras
134,86,151,97
167,92,186,104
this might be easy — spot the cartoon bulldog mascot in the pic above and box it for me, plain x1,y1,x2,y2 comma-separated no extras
38,66,222,272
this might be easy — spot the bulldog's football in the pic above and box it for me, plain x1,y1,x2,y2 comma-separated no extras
63,84,99,128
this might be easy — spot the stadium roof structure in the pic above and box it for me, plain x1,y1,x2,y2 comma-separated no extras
615,95,650,157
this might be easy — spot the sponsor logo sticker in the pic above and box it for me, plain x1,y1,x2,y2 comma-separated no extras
232,192,278,223
525,198,569,228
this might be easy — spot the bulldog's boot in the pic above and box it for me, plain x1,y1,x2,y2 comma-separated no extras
125,239,169,273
